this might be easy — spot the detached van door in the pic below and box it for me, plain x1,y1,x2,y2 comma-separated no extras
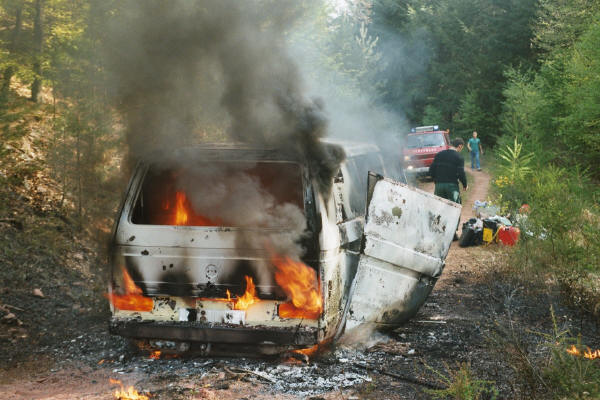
343,173,461,334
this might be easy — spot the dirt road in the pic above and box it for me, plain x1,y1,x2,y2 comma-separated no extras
420,166,491,225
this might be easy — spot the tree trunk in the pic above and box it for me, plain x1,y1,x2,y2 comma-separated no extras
30,0,44,102
1,4,23,100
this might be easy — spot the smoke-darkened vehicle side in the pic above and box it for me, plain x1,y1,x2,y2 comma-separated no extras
108,141,460,355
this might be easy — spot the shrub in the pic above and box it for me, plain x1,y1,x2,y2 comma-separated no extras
492,135,600,318
492,137,534,215
426,362,499,400
491,306,600,399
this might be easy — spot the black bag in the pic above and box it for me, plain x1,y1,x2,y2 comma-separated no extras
473,228,483,245
483,218,498,231
459,218,483,247
459,226,475,247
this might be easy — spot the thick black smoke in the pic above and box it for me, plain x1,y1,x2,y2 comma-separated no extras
105,0,343,193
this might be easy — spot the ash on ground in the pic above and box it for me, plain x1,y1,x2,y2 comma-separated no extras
39,323,380,397
3,246,600,399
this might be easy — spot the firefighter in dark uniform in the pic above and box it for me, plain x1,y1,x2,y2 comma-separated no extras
429,137,468,204
429,137,468,240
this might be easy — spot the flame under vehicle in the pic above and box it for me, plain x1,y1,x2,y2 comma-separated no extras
108,141,460,355
403,125,451,175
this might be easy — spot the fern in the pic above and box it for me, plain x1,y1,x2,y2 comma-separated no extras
497,137,534,182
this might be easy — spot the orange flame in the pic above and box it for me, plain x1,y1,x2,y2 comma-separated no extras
287,343,330,363
584,348,600,360
174,191,189,225
566,345,600,360
271,255,322,319
109,378,150,400
167,191,220,226
105,268,153,312
149,350,161,359
295,344,320,357
197,279,259,309
233,276,258,310
567,345,580,356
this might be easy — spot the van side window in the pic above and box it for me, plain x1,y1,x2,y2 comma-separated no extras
344,154,386,216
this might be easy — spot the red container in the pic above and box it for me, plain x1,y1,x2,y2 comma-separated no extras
498,226,520,246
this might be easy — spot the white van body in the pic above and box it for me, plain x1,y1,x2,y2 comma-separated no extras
108,140,460,355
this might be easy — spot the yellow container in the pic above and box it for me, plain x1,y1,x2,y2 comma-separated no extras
482,227,494,243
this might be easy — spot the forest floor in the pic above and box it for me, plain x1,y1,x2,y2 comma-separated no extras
1,129,599,399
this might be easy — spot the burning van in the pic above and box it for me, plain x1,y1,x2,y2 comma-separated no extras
108,140,460,355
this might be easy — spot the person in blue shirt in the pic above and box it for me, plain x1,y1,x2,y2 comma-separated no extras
467,131,483,171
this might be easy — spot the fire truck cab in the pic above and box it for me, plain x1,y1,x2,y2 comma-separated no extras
403,125,451,175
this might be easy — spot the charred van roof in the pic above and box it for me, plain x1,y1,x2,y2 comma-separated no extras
139,140,378,166
320,138,380,158
141,143,286,164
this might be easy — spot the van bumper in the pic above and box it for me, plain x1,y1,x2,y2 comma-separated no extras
109,318,318,346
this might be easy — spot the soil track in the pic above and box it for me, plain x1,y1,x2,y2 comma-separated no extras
420,165,491,225
419,167,493,321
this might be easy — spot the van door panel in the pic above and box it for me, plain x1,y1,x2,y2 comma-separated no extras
344,173,461,332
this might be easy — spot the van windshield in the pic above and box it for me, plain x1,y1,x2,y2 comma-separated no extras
131,161,304,227
406,133,445,149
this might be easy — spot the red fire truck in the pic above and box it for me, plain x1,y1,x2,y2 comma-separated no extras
403,125,451,175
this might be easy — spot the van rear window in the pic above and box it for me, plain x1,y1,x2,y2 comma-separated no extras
131,162,304,227
406,133,445,148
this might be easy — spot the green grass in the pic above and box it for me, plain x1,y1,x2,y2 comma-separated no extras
426,362,499,400
487,141,600,397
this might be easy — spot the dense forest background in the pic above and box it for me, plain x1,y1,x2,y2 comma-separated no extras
1,0,598,258
2,0,599,198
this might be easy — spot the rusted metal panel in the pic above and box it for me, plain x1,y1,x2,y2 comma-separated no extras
363,176,460,273
343,174,460,333
344,257,436,331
